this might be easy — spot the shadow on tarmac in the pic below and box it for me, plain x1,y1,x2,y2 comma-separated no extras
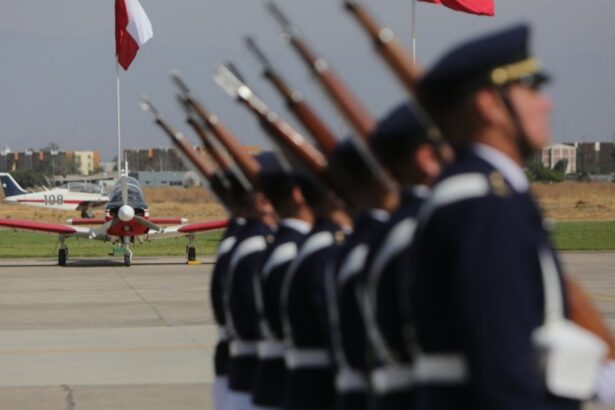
0,258,216,268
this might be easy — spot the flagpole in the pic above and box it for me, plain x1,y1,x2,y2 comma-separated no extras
412,0,417,62
116,63,122,175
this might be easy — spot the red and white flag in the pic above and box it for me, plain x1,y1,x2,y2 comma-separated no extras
418,0,494,16
115,0,153,70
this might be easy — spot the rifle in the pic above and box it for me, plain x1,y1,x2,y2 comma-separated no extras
265,1,375,139
342,0,449,151
139,96,230,204
170,72,261,186
214,64,329,179
215,64,399,212
343,0,421,93
176,95,235,172
244,36,338,155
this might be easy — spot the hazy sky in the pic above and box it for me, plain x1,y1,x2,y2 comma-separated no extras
1,0,614,160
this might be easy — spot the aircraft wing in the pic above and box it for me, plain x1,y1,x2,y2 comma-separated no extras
0,218,95,239
76,200,109,209
146,218,229,239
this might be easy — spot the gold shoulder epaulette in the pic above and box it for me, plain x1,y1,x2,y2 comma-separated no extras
488,171,510,197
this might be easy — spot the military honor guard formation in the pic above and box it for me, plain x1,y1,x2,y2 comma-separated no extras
136,1,615,409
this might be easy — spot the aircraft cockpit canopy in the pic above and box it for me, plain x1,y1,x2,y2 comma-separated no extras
58,182,107,195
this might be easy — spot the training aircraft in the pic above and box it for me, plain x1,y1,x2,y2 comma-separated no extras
0,173,109,218
0,172,227,266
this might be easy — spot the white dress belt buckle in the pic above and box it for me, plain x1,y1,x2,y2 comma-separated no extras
257,340,286,359
230,340,258,357
371,365,415,395
285,348,331,369
336,368,369,393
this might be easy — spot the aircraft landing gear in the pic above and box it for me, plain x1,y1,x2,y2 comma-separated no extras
81,209,95,219
186,234,199,265
121,237,132,267
124,252,132,267
58,238,68,266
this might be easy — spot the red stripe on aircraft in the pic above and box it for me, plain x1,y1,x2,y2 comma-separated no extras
178,219,229,233
16,199,83,205
0,219,77,234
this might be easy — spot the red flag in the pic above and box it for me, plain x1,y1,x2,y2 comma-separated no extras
115,0,153,70
418,0,494,16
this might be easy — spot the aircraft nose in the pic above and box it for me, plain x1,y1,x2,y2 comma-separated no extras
118,205,135,222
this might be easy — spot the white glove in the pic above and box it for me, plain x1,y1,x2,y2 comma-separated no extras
596,360,615,404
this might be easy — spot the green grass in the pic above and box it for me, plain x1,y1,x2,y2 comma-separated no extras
0,221,613,258
0,230,223,259
551,221,615,251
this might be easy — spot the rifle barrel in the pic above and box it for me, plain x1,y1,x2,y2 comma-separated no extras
266,1,375,139
215,64,328,178
170,74,261,185
245,37,338,155
343,0,420,92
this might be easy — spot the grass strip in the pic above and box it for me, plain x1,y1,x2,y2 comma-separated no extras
0,220,613,258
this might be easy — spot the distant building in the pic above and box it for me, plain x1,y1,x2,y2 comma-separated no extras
74,151,100,175
124,148,187,172
567,142,615,174
0,149,92,175
99,161,116,173
124,145,263,172
541,143,577,174
129,171,200,187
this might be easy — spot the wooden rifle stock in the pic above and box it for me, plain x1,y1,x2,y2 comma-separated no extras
187,119,230,169
140,98,216,182
266,1,375,139
245,37,338,155
185,115,234,172
171,74,261,185
567,278,615,359
214,65,328,179
343,0,421,93
342,1,449,151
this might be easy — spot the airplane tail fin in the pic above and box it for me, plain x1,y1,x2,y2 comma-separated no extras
0,173,27,197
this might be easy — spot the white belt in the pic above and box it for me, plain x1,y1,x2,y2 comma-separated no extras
336,368,369,393
230,340,258,357
257,340,286,359
413,354,468,384
371,365,416,394
285,348,331,369
218,326,229,343
371,354,469,394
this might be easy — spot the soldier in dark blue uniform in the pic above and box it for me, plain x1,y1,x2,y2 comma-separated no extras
210,172,249,410
281,179,352,410
225,154,278,410
251,153,315,410
408,25,596,409
358,103,451,410
325,141,400,410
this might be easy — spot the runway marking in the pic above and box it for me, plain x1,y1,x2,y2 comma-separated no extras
590,294,615,303
0,344,208,356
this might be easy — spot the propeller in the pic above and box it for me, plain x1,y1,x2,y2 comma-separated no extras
89,218,115,239
134,216,162,232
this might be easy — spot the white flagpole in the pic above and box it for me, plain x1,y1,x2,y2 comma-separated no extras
116,63,122,176
412,0,417,62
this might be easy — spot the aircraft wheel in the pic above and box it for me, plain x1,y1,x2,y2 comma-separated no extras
124,254,131,267
187,246,196,262
58,248,67,266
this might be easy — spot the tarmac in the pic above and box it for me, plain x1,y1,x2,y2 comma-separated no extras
0,253,613,409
